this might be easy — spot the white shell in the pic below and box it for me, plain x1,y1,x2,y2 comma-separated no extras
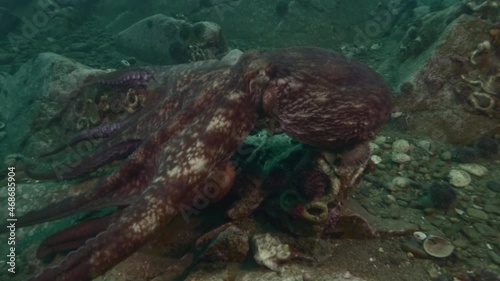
423,235,455,258
413,231,427,241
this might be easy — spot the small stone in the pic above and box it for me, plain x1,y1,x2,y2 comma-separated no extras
466,207,489,220
440,151,452,161
369,142,380,152
400,242,428,258
392,139,411,153
370,155,382,164
198,225,249,262
392,176,412,188
448,169,471,187
473,223,497,238
458,163,488,177
484,204,500,215
486,181,500,192
417,140,432,153
374,136,387,145
391,111,403,118
489,251,500,266
392,153,411,163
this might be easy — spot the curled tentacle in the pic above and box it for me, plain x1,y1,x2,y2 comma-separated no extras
37,210,123,259
27,139,143,181
39,120,130,158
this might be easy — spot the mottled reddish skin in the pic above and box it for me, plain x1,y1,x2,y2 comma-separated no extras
19,47,392,281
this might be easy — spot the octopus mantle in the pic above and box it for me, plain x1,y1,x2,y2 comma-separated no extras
11,47,392,281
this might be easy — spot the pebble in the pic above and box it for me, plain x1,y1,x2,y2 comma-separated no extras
374,136,387,145
458,163,488,177
489,251,500,265
392,176,412,188
392,139,411,153
484,204,500,215
369,142,380,152
370,155,382,164
440,151,452,161
392,153,411,163
466,207,489,220
473,223,497,238
486,181,500,192
400,242,428,258
417,140,432,153
448,169,471,187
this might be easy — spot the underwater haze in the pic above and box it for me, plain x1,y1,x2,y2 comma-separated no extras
0,0,500,280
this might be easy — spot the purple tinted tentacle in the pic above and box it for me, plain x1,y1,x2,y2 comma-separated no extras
95,68,156,88
36,210,124,259
39,120,129,158
27,139,143,181
17,145,156,228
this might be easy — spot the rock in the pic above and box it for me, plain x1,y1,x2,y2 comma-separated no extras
440,151,452,161
473,223,498,238
484,204,500,215
392,139,411,153
466,207,489,220
198,225,249,262
370,155,382,165
400,241,429,259
486,181,500,192
0,53,102,164
374,136,387,145
252,233,291,272
394,15,499,146
448,169,471,187
392,153,411,163
220,49,243,65
0,7,20,35
417,140,432,153
392,176,412,188
458,163,488,177
369,142,380,152
115,14,227,64
489,251,500,266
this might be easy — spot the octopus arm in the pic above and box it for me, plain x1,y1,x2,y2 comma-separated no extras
27,139,143,181
36,210,123,259
39,120,129,158
17,145,158,228
27,159,234,281
26,183,178,281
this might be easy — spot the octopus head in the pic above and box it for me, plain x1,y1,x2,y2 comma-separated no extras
237,47,393,151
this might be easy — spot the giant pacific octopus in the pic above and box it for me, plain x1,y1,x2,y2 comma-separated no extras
14,47,393,281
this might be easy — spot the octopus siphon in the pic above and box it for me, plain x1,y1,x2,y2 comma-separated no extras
9,47,393,281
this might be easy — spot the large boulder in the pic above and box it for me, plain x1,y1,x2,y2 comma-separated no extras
0,53,102,164
114,14,227,64
394,14,500,145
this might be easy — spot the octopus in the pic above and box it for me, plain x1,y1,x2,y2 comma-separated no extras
12,47,392,281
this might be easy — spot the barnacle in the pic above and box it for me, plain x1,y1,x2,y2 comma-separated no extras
460,74,500,118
